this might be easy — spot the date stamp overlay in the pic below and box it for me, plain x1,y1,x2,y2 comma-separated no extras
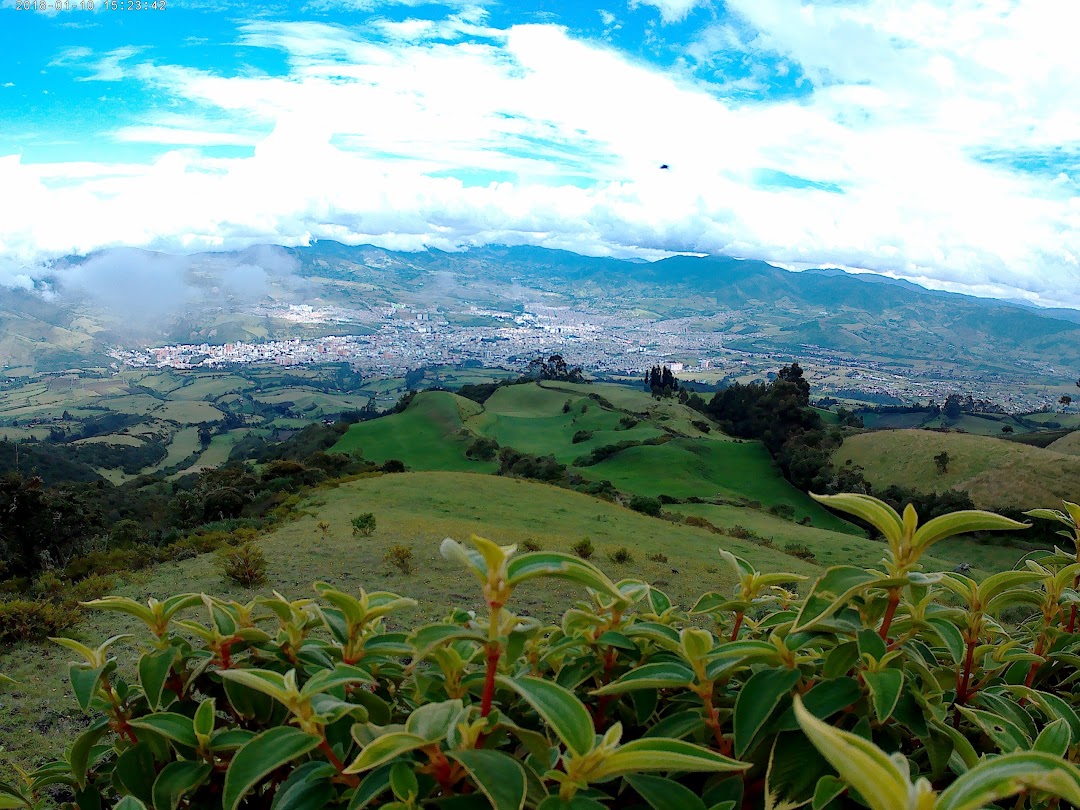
14,0,166,10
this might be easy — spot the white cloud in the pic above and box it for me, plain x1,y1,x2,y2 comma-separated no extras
49,45,143,81
3,4,1080,308
630,0,709,24
2,82,13,88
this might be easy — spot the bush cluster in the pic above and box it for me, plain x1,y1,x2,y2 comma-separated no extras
14,498,1080,810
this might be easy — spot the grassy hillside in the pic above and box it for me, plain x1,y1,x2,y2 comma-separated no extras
0,471,820,767
331,390,496,472
332,383,853,533
835,429,1080,509
1046,430,1080,456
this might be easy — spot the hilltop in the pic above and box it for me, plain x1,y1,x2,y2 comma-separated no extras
834,428,1080,510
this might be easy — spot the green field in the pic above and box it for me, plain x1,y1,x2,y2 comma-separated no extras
331,391,496,472
835,429,1080,509
333,384,857,534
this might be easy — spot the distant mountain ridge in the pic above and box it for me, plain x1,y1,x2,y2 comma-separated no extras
4,241,1080,379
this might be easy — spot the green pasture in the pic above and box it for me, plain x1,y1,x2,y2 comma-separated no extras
331,391,495,472
582,439,856,532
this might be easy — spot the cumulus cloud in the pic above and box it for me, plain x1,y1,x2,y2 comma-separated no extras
3,2,1080,309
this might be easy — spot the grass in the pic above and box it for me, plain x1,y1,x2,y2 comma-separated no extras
584,439,857,532
331,391,496,472
835,429,1080,509
0,471,820,768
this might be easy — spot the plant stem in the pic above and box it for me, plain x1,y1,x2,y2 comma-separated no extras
1024,637,1046,688
730,612,744,642
953,637,977,727
319,739,359,788
479,643,501,718
878,589,900,641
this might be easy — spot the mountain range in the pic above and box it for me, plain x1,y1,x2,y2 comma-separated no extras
2,242,1079,383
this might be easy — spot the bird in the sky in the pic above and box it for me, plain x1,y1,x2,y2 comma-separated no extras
659,164,670,170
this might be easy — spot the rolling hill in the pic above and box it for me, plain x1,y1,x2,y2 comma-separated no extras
834,429,1080,509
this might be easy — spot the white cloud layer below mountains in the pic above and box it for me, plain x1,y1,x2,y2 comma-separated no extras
1,1,1079,307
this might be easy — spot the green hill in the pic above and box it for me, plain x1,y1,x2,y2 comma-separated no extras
835,429,1080,509
332,382,854,534
330,390,495,472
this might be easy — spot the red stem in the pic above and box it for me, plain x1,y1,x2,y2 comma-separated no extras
953,638,977,727
730,612,744,642
878,590,900,641
319,739,360,788
480,644,501,718
1024,637,1046,689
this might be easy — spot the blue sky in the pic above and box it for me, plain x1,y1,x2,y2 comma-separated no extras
1,0,1079,307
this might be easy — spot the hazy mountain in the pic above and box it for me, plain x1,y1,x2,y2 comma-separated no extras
4,242,1080,379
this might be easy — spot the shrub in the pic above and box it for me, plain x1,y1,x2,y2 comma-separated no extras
617,415,638,429
0,598,81,643
628,495,662,517
645,551,668,563
609,546,633,564
217,543,268,587
317,520,331,536
23,502,1080,810
783,542,817,562
571,537,594,559
381,459,406,473
385,544,414,575
571,430,592,444
684,514,721,533
351,512,377,537
465,437,500,461
66,573,114,602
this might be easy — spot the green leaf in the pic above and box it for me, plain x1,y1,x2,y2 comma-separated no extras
505,552,621,598
405,699,465,742
389,762,418,803
114,743,157,806
217,669,294,706
793,696,911,810
410,624,486,659
347,764,393,810
913,510,1029,550
773,678,862,732
345,732,429,773
151,762,210,810
809,494,903,550
937,751,1080,810
1034,718,1072,756
733,668,800,757
300,664,374,698
591,662,695,696
926,618,965,666
138,649,177,711
448,749,527,810
271,762,336,810
67,718,109,789
222,727,322,810
624,774,706,810
194,698,216,743
863,670,904,723
793,567,893,632
114,798,149,810
589,738,748,781
497,675,594,757
69,664,106,713
957,708,1029,753
811,775,845,810
128,713,198,749
856,629,886,662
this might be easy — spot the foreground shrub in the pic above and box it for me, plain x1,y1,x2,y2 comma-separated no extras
608,546,633,564
12,496,1080,810
216,543,268,587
